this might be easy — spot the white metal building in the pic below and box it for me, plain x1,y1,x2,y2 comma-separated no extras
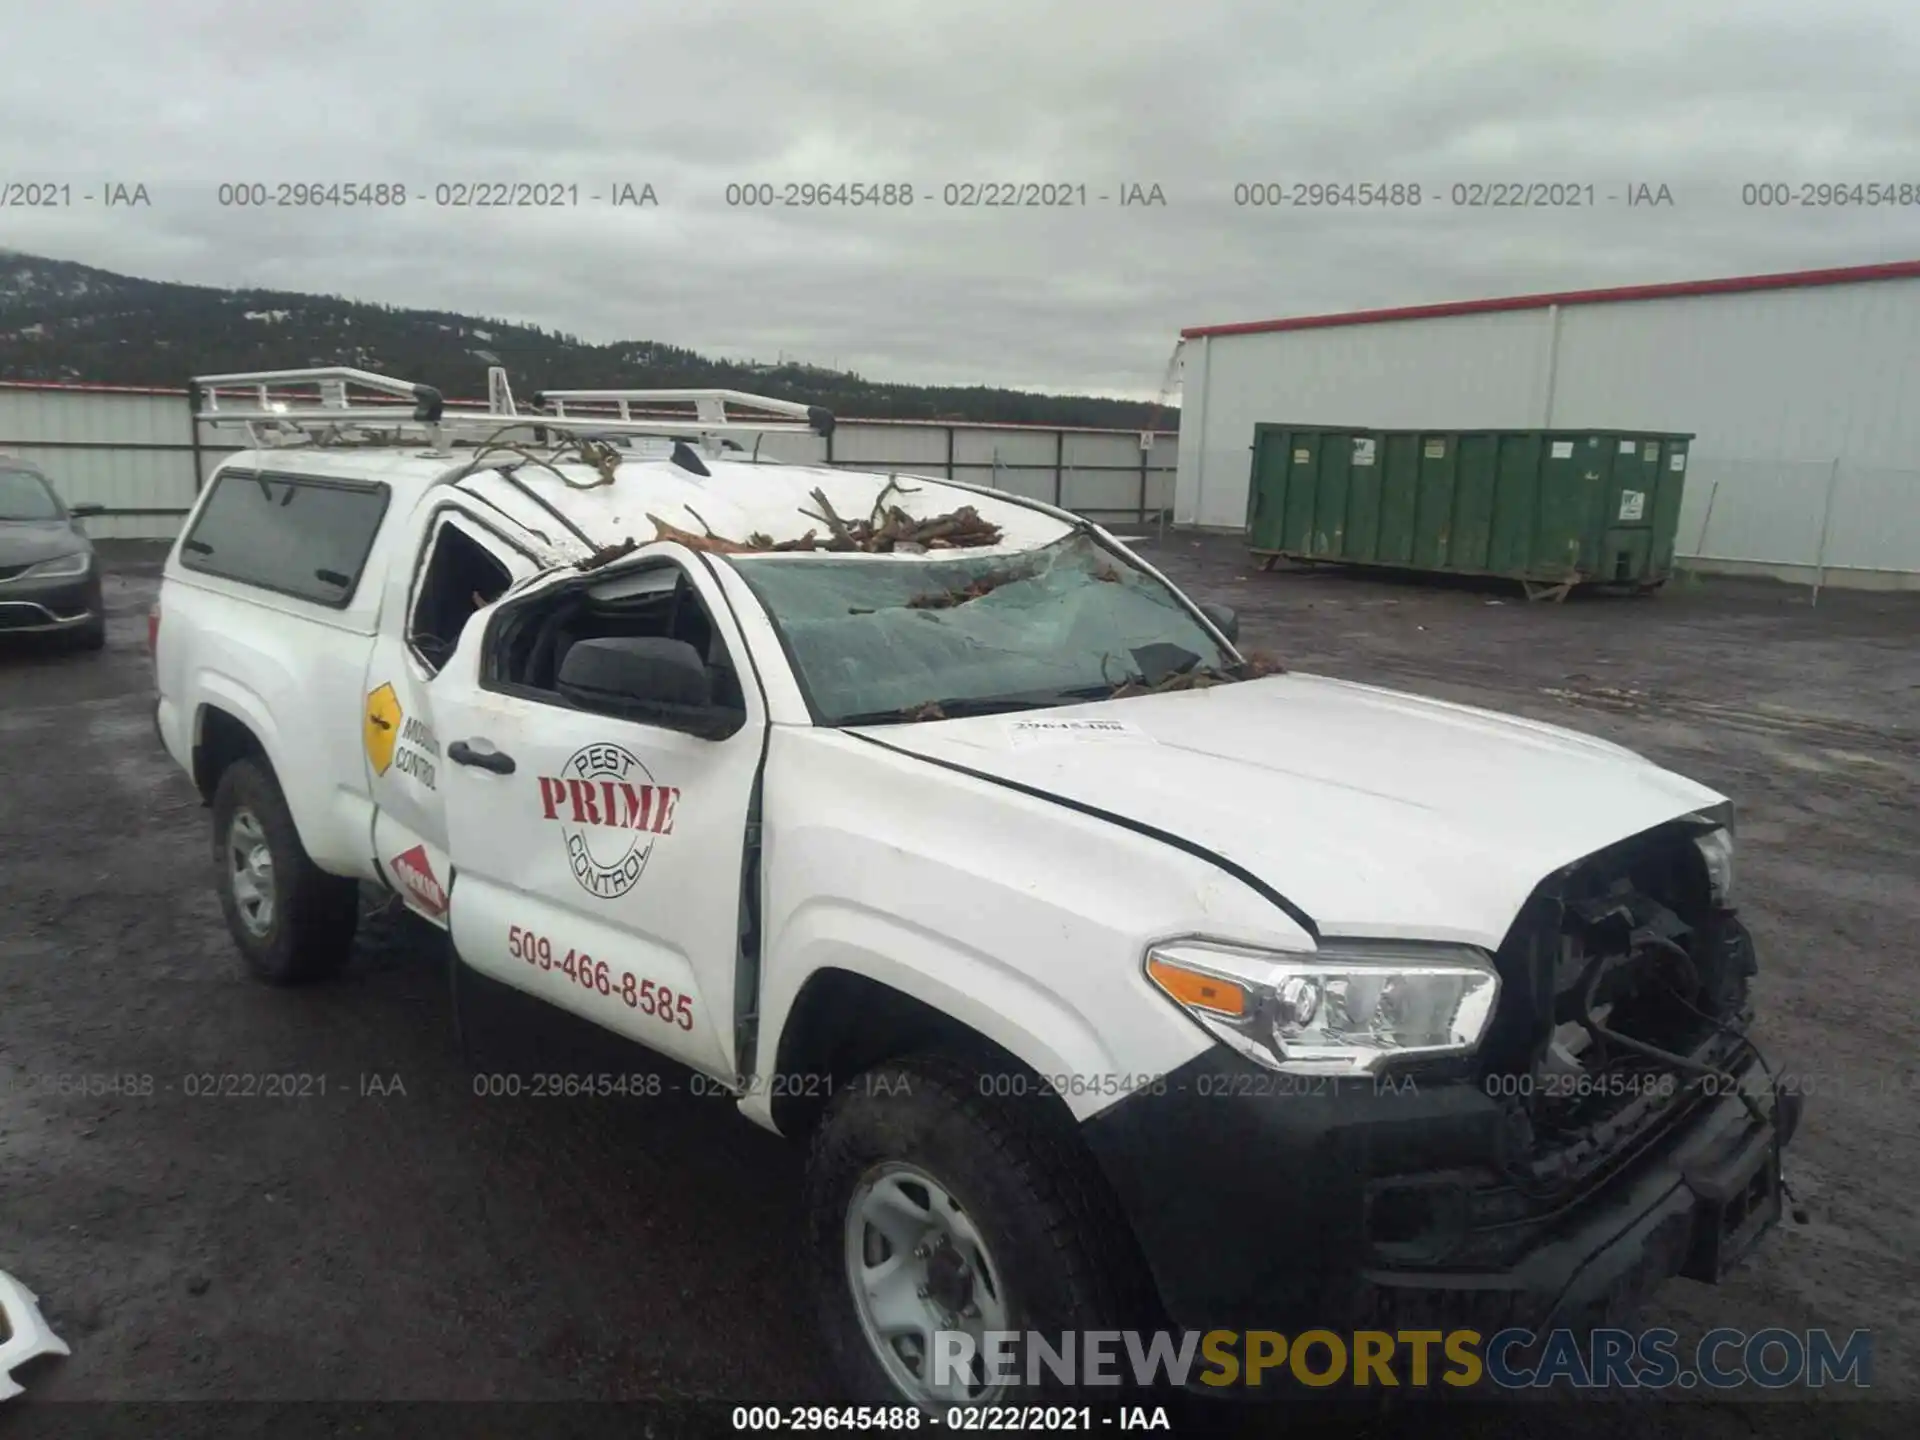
1174,260,1920,589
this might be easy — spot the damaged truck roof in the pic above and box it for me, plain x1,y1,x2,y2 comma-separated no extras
452,456,1075,571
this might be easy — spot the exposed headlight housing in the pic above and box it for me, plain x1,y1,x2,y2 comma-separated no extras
1692,826,1735,904
1144,938,1501,1077
1687,801,1736,905
12,551,91,582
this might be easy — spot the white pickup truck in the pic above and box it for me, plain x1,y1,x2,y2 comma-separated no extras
152,367,1797,1405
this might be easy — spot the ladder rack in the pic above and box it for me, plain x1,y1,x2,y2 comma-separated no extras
190,366,835,453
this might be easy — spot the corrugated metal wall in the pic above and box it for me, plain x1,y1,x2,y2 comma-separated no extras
0,385,227,539
746,422,1177,523
1175,276,1920,586
0,384,1175,540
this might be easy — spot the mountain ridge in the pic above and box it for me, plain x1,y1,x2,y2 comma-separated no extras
0,251,1174,429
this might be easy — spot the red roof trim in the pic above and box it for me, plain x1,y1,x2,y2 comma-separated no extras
1180,259,1920,339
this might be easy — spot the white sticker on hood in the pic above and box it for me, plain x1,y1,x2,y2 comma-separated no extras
1005,718,1155,747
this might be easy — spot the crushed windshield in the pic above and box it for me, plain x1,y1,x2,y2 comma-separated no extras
0,468,62,522
732,533,1268,725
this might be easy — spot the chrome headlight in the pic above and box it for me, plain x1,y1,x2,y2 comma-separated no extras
1145,938,1501,1077
12,551,91,582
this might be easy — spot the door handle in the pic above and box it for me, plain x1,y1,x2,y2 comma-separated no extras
449,740,516,774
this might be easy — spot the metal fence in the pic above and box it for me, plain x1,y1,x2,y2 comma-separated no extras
0,382,1178,541
1675,456,1920,595
19,381,1900,591
0,384,222,540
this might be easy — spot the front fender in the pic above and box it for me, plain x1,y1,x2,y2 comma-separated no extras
757,900,1125,1123
751,729,1314,1130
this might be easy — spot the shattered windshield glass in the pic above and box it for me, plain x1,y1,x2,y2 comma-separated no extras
731,533,1248,725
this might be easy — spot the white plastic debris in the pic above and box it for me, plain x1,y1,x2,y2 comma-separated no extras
0,1271,69,1400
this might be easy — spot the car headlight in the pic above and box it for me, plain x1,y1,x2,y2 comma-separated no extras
1684,801,1735,905
1144,938,1501,1076
13,551,91,581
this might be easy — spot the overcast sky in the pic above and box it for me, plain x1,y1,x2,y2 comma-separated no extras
4,0,1919,399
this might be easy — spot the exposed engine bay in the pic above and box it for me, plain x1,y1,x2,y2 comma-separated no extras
1480,819,1764,1196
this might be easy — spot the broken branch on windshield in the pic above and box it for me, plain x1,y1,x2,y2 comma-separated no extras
867,475,921,528
592,488,1004,563
643,515,762,555
801,487,1002,552
1108,669,1225,699
1106,650,1286,698
801,489,858,547
579,536,640,570
905,566,1034,610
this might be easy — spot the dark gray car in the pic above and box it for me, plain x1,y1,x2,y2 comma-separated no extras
0,461,107,650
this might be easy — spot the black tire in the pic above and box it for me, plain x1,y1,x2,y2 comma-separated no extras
805,1053,1158,1407
210,758,359,984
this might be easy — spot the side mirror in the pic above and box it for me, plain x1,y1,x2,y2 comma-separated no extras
70,503,106,519
1197,601,1240,643
558,636,735,736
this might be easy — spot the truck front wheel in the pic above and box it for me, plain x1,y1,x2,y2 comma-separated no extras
804,1053,1155,1408
210,758,358,984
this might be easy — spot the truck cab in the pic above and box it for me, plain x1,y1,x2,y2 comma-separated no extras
152,367,1799,1408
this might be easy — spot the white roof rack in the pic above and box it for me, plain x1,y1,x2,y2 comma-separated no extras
189,366,835,453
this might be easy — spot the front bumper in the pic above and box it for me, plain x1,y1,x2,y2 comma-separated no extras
0,568,102,633
1083,1043,1799,1338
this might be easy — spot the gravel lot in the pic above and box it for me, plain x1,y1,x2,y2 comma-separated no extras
1,534,1914,1437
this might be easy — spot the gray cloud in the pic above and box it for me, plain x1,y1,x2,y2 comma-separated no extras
4,0,1919,399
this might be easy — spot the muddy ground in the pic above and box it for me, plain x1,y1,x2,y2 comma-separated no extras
0,534,1914,1438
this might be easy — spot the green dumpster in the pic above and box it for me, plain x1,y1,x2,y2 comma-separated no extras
1246,425,1692,595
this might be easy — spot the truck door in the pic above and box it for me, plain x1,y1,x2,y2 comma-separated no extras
363,500,540,927
427,548,763,1080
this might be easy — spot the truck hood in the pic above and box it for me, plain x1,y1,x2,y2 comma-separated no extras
849,673,1723,949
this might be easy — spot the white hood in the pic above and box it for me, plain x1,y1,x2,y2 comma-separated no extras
853,672,1724,950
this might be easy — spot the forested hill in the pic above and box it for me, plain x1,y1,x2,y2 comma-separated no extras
0,251,1172,429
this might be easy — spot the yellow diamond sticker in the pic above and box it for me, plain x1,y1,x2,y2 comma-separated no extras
365,683,402,776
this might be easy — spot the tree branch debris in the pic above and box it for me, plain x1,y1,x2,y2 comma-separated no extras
1108,670,1227,699
797,486,1002,552
905,566,1033,610
579,536,640,570
1106,650,1286,699
575,477,1005,567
